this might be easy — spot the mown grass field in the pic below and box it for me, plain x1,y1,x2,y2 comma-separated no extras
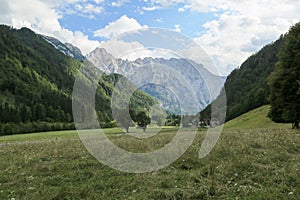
0,106,299,199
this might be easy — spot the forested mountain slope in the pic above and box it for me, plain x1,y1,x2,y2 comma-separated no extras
201,35,284,121
0,25,155,135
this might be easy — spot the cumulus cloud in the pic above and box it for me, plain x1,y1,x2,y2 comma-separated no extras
178,44,219,75
111,0,130,7
152,0,300,74
98,38,178,61
94,15,148,38
178,7,185,12
156,18,163,23
75,3,103,14
192,0,300,74
98,39,146,58
94,0,104,3
0,0,11,25
61,0,104,19
2,0,300,75
174,24,181,33
142,6,161,11
0,0,100,55
150,0,184,7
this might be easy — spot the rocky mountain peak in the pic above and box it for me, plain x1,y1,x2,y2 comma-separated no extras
87,47,226,113
41,35,85,61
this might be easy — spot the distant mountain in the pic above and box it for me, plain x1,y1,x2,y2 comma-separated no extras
41,35,85,61
0,25,155,135
87,48,226,114
201,35,285,121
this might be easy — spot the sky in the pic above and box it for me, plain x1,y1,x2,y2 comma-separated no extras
1,0,299,75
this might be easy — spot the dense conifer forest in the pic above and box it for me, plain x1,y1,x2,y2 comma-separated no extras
0,25,155,135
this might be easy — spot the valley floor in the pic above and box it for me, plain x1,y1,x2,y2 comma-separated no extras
0,125,299,199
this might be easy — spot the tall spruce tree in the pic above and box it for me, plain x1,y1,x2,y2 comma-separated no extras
268,22,300,128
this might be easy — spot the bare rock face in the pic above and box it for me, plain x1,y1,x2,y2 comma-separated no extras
87,48,226,114
42,35,85,61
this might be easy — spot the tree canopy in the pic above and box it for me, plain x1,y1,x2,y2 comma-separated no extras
200,34,284,122
134,110,151,132
268,22,300,128
0,25,155,135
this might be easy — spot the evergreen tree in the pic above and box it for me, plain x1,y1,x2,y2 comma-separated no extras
268,22,300,128
200,34,284,122
0,25,156,135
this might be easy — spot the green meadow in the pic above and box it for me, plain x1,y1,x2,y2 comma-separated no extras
0,106,299,199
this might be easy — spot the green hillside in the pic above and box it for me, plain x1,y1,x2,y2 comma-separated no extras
0,25,155,135
201,36,284,122
224,105,289,129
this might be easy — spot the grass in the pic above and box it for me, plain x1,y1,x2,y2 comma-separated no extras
0,126,178,143
0,130,78,143
224,105,291,129
0,108,299,199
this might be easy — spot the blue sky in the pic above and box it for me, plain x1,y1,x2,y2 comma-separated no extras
1,0,300,75
58,1,216,40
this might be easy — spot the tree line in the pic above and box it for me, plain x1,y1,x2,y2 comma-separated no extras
0,25,156,135
268,22,300,128
201,22,300,128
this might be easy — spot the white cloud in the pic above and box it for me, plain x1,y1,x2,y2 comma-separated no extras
94,0,103,3
151,0,300,74
2,0,300,75
94,15,148,38
0,0,11,25
156,18,163,23
174,25,181,33
193,13,292,75
111,0,130,7
192,0,300,74
75,3,103,14
65,0,88,4
178,5,191,12
178,7,185,12
59,30,101,55
62,0,104,18
186,0,212,12
150,0,184,7
98,38,179,62
0,0,100,55
143,6,161,11
99,39,147,59
178,46,214,71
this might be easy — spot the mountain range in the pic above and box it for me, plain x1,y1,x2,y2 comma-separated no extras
43,35,226,114
41,35,85,61
87,48,226,114
0,23,290,134
0,25,155,135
